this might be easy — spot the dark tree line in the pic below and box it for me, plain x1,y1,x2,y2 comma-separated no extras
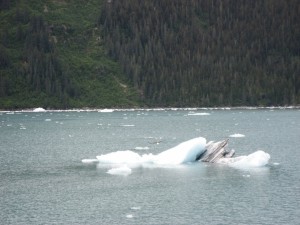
21,15,67,97
99,0,300,106
0,10,74,106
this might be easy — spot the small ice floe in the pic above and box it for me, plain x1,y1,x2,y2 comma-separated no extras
81,159,99,164
273,162,280,166
219,150,270,169
33,107,46,112
134,146,149,150
187,112,210,116
45,119,51,122
126,214,134,218
242,174,251,178
98,109,114,113
130,206,141,210
229,133,245,138
106,165,132,176
120,124,135,127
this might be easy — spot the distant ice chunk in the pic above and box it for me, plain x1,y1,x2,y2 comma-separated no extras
126,214,134,218
188,112,210,116
229,133,245,138
242,174,251,178
107,165,132,176
33,107,46,112
98,109,114,113
134,146,149,150
45,119,51,122
81,159,99,163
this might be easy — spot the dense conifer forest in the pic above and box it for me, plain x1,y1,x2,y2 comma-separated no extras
0,0,299,109
100,0,300,106
0,0,140,109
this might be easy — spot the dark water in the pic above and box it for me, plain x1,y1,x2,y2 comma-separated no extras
1,108,299,224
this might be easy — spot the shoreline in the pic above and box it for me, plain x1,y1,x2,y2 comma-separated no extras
1,106,300,113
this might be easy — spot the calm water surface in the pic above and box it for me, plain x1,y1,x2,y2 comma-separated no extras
0,109,299,225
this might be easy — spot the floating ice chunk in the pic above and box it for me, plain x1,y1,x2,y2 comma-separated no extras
154,137,206,165
107,165,132,176
95,137,206,166
120,124,135,127
134,146,149,150
45,119,51,122
33,107,46,112
97,150,142,164
188,112,210,116
229,133,245,138
242,174,251,178
81,159,99,163
98,109,114,113
130,206,141,210
126,214,134,218
219,150,270,168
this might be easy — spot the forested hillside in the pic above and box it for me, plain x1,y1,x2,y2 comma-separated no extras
0,0,299,109
0,0,140,109
100,0,300,106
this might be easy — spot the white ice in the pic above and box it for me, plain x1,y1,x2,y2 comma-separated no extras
98,109,114,113
95,137,206,167
106,165,132,176
229,133,245,138
134,146,149,150
218,150,270,168
153,137,206,165
81,159,99,163
82,137,270,175
187,112,210,116
33,107,46,112
97,150,147,165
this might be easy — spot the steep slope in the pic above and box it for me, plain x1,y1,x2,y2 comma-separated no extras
1,0,299,109
0,0,140,109
100,0,300,106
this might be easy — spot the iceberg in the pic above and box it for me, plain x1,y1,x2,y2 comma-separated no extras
33,107,46,112
153,137,206,165
95,137,206,166
82,137,270,175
